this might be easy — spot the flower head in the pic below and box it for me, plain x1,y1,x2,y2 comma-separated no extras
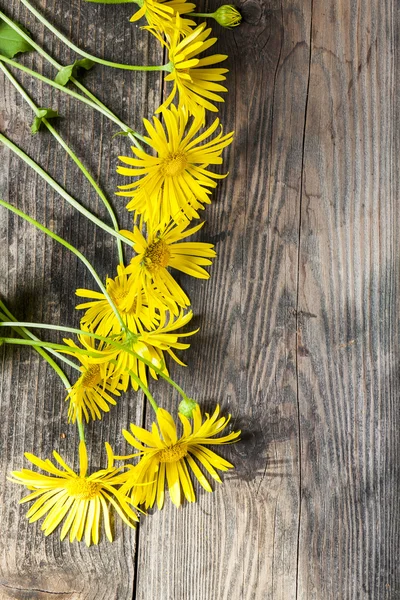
212,5,242,28
121,220,216,314
63,334,120,424
131,0,195,34
75,264,162,336
118,405,240,509
10,441,139,545
149,17,229,120
117,105,233,226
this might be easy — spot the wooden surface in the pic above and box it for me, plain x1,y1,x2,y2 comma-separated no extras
0,0,399,598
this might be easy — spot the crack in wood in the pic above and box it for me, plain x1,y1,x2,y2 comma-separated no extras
0,581,76,596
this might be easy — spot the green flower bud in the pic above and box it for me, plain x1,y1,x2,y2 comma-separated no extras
178,398,199,418
213,5,242,28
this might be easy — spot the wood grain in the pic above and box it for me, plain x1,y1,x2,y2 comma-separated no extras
0,0,162,598
0,0,399,599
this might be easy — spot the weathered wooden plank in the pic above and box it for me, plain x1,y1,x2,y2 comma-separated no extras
295,0,400,598
133,1,313,598
0,0,162,597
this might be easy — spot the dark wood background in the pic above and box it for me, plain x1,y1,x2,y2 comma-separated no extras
0,0,399,598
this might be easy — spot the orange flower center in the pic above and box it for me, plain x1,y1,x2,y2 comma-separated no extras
161,152,187,177
158,443,188,463
66,477,101,500
81,365,101,388
144,239,170,272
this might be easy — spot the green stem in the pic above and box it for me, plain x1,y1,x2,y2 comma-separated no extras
0,314,73,387
0,199,126,331
137,357,189,401
0,301,79,370
69,76,145,149
0,336,112,359
0,12,144,149
0,321,136,347
0,300,80,371
77,418,85,442
0,132,133,249
0,55,138,136
18,0,171,72
127,370,158,413
188,11,215,16
0,312,85,444
0,63,124,264
44,118,124,265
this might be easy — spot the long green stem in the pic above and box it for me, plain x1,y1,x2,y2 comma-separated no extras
0,336,114,358
0,300,79,370
0,55,136,133
0,11,145,149
127,370,159,413
0,132,133,249
43,118,124,265
0,313,74,388
136,355,189,401
0,320,85,443
18,0,171,72
0,321,136,347
77,419,85,442
0,63,124,264
0,318,79,373
0,199,126,330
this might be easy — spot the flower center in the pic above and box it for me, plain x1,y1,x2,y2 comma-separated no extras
81,365,101,388
144,239,170,272
66,477,101,500
161,152,187,177
157,443,188,463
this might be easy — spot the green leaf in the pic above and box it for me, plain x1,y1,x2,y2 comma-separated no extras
31,108,60,135
112,129,135,139
0,20,34,58
54,58,95,86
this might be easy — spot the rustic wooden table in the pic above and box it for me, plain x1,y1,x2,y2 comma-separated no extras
0,0,399,598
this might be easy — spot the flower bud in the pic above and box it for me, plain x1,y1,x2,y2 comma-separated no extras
213,5,242,28
178,398,199,418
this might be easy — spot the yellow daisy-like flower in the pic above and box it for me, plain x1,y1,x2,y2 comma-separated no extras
117,106,233,225
63,334,120,424
106,309,196,392
121,220,216,314
118,405,240,509
131,0,195,34
75,264,162,336
148,16,229,119
10,441,139,546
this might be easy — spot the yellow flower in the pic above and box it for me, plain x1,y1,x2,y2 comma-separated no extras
63,334,120,424
149,16,229,119
75,264,162,336
130,0,195,34
121,220,216,314
10,441,139,546
118,405,240,509
117,105,233,226
106,309,196,392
